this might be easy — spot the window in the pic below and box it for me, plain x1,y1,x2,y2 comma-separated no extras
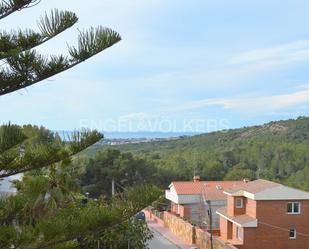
287,202,301,214
289,229,296,239
236,198,243,208
236,226,242,240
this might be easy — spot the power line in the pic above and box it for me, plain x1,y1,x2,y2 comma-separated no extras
258,221,309,238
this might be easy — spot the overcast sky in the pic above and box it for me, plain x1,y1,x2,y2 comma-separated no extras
1,0,309,132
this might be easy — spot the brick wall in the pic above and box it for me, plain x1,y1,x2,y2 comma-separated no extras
195,227,238,249
144,208,165,226
171,202,178,213
178,205,185,217
164,211,238,249
220,217,228,240
163,211,195,244
247,200,309,249
246,198,257,217
227,196,235,216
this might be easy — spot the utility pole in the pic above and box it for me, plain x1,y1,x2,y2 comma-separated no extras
112,178,115,196
206,200,214,249
193,151,197,178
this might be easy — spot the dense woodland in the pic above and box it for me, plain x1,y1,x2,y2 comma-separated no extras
80,117,309,193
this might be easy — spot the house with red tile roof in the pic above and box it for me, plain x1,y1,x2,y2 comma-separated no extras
217,179,309,249
165,176,245,229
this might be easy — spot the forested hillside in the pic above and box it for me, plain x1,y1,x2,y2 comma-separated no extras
95,117,309,191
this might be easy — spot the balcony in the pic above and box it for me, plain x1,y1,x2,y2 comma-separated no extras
217,207,257,228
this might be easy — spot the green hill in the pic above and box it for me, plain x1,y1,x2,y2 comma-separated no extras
106,117,309,190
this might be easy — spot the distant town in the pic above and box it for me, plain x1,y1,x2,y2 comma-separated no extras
99,135,186,146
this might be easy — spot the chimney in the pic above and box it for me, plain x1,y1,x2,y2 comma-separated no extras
193,176,200,182
243,178,250,183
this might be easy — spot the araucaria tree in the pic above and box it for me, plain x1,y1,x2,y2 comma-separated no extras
0,1,160,248
0,0,121,96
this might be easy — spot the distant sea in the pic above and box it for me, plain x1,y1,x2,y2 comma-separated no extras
103,131,200,139
55,131,200,140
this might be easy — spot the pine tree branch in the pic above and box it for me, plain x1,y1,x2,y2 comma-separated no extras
0,186,160,249
23,186,161,249
0,27,121,96
0,130,103,178
0,156,66,178
0,0,40,20
26,222,123,249
0,122,26,153
0,9,78,59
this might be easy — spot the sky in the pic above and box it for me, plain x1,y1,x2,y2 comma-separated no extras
1,0,309,133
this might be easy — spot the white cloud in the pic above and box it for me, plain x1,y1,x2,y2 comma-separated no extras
228,40,309,66
179,86,309,113
135,39,309,92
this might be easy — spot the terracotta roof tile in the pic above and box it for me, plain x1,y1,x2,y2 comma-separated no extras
224,179,280,195
171,180,244,200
